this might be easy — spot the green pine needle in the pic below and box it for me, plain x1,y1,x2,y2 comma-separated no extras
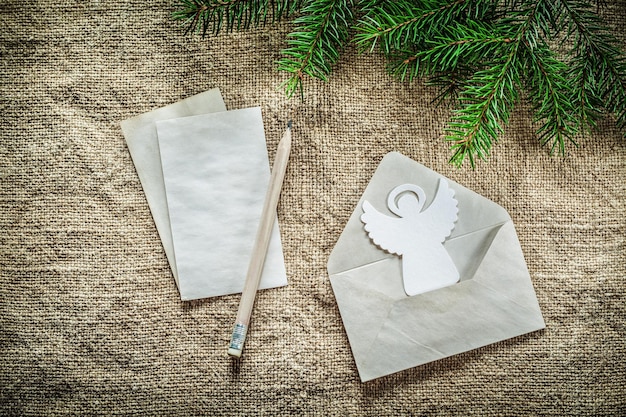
560,0,626,134
446,44,521,168
276,0,355,98
173,0,626,166
173,0,302,36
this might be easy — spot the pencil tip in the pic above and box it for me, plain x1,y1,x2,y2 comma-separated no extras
287,120,292,129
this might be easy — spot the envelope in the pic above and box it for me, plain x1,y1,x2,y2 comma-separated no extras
155,107,288,300
120,88,227,290
328,152,545,382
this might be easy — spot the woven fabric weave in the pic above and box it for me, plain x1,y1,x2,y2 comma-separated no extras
1,1,624,415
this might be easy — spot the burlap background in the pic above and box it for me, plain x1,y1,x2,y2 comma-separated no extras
1,1,624,415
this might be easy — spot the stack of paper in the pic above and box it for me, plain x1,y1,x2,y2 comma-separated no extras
121,89,288,300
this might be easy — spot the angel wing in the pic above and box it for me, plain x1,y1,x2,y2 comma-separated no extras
421,179,458,243
361,200,415,256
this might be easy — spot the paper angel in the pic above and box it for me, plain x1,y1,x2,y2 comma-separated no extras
361,180,459,296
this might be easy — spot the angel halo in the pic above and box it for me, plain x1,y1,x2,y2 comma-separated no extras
361,180,460,296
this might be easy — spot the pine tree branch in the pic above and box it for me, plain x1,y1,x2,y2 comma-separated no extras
425,66,476,105
354,0,498,56
446,43,520,168
446,1,546,167
558,0,626,134
568,48,602,132
354,0,469,53
277,0,355,98
173,0,301,36
383,19,512,83
173,0,626,165
354,0,499,87
417,21,515,74
522,41,578,155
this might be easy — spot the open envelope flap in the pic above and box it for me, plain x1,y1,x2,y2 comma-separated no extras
328,152,511,276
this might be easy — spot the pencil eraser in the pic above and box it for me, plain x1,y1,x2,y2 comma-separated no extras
227,347,242,358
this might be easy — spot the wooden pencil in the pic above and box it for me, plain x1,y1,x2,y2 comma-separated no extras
227,121,292,358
